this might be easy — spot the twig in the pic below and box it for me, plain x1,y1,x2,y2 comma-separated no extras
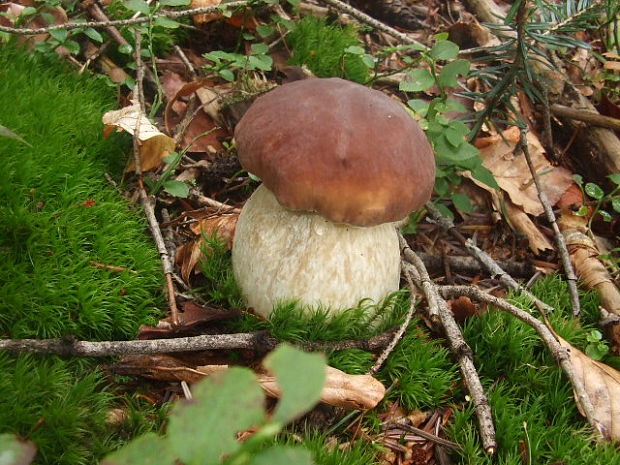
132,29,180,326
517,128,581,316
367,264,419,376
89,261,137,274
173,45,197,80
0,1,250,35
416,251,535,278
400,241,497,455
549,104,620,132
193,192,241,213
0,329,396,357
438,284,605,439
83,1,129,47
319,0,427,50
424,202,555,313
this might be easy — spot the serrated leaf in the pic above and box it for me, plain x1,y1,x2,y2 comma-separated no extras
154,16,180,28
407,99,429,116
430,40,459,60
445,122,469,147
438,59,470,88
585,182,604,200
159,0,191,5
49,29,68,42
124,0,151,14
248,446,313,465
83,27,103,42
167,367,265,465
471,164,500,189
248,54,272,71
399,68,434,92
101,433,175,465
163,180,189,198
451,192,473,213
263,344,326,424
608,174,620,185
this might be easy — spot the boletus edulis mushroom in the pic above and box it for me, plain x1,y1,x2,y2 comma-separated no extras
232,77,435,318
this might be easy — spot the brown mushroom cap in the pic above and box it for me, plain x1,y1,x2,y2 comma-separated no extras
234,77,435,226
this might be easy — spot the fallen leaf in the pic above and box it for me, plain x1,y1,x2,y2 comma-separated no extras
558,336,620,440
504,198,553,254
161,72,189,116
476,126,573,216
102,101,176,171
191,0,222,26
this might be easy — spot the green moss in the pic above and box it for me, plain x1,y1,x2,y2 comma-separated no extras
0,45,164,463
286,16,370,83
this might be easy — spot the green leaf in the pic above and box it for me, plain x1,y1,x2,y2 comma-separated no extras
585,182,604,200
163,180,189,198
575,205,589,216
118,43,134,55
585,343,609,360
444,121,470,147
101,433,175,465
572,174,583,185
20,7,37,16
219,69,235,81
159,0,191,5
0,434,36,465
608,173,620,185
286,0,301,6
399,68,434,92
599,210,613,222
63,40,80,55
438,59,470,88
471,164,500,189
256,24,274,38
430,40,459,60
0,124,31,146
407,99,429,116
612,198,620,213
434,202,454,220
251,42,269,55
167,367,265,465
124,0,151,15
154,16,180,28
83,27,103,42
586,330,603,342
344,45,365,55
49,29,68,43
263,344,326,424
248,446,313,465
451,192,473,213
361,54,376,68
434,176,450,197
248,54,273,71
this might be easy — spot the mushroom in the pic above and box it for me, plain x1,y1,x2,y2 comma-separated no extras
232,77,435,318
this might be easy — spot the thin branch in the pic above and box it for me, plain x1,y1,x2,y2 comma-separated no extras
132,29,180,326
319,0,427,49
0,2,249,35
400,241,497,455
0,330,396,357
438,284,605,439
517,128,581,315
550,104,620,132
367,264,419,376
424,201,555,313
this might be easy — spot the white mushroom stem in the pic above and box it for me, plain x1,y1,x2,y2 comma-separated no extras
232,185,401,318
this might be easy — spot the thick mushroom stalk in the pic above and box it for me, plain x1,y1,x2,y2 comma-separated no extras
232,185,400,318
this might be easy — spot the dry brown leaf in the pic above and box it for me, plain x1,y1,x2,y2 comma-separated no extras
191,0,222,26
476,126,573,216
259,366,386,410
558,212,620,316
504,198,553,254
176,239,205,282
102,101,176,171
558,336,620,440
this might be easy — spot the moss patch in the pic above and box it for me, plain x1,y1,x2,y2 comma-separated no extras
0,45,163,464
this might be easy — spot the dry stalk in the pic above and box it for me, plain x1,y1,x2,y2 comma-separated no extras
132,29,180,326
399,237,497,455
0,330,395,357
517,128,581,315
424,201,555,313
438,284,605,439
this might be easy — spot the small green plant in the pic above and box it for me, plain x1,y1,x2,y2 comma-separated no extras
203,43,273,82
143,151,191,198
585,329,610,360
286,16,373,84
102,344,326,465
397,34,499,221
573,173,620,225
